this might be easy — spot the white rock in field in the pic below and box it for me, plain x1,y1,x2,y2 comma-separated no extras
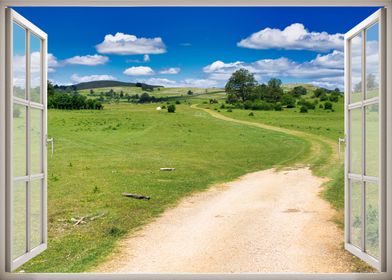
156,106,162,111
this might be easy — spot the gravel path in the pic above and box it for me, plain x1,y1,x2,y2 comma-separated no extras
95,168,354,273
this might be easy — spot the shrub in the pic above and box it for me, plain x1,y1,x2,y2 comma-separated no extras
175,100,181,104
251,101,274,111
248,112,254,116
300,106,308,113
220,103,226,109
319,104,324,109
227,109,233,112
329,93,339,102
161,105,166,109
167,104,176,113
274,103,283,111
324,102,333,110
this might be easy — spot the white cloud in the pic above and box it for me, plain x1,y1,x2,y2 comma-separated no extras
47,53,60,72
96,32,166,55
237,23,344,52
202,50,347,89
143,54,150,62
64,54,109,66
123,66,154,76
70,74,117,83
159,67,181,74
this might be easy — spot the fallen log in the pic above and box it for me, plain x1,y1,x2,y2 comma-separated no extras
160,168,175,171
122,193,150,200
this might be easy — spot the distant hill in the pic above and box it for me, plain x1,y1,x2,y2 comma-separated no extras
54,80,163,91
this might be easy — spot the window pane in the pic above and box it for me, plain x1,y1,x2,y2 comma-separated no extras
30,109,42,175
365,104,379,177
13,104,27,177
30,34,42,103
351,180,362,249
350,108,362,174
366,23,379,100
365,182,379,259
13,23,26,99
13,180,26,260
30,180,42,249
351,33,362,104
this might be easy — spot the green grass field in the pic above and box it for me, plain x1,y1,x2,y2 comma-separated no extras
20,101,310,272
18,84,375,273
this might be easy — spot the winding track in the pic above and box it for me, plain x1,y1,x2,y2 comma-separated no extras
95,106,354,273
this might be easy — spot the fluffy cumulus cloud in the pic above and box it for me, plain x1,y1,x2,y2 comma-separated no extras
123,66,155,76
96,33,166,55
237,23,344,52
203,50,346,89
159,67,181,74
47,53,61,72
64,54,109,66
71,74,117,83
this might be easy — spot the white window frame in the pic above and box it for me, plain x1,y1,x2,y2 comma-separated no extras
344,9,386,271
5,8,48,272
0,1,391,280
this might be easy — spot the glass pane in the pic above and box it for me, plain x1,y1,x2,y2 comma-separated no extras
30,34,42,103
365,182,379,259
13,23,26,99
351,33,363,104
30,180,42,249
30,109,42,175
350,108,362,174
13,180,26,260
366,23,379,100
351,180,362,248
365,104,379,177
13,104,27,177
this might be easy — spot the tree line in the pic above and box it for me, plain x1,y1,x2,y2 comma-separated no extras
225,69,342,112
48,82,103,110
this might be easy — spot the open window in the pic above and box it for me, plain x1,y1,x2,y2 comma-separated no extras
5,8,48,271
344,8,386,271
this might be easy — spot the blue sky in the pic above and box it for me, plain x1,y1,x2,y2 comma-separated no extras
14,7,380,89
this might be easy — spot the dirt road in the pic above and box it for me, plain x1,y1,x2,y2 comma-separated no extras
96,167,354,273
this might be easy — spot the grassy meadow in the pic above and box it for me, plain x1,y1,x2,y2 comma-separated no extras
18,82,374,272
19,99,309,272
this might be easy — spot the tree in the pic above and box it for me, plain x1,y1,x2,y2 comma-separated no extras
324,101,333,110
47,81,55,97
187,90,193,95
167,104,176,113
225,69,257,103
290,86,307,97
314,88,326,98
139,92,151,103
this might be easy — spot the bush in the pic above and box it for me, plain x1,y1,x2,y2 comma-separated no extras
220,103,226,109
227,109,233,112
161,105,166,109
175,100,181,104
167,104,176,113
324,102,333,110
329,93,339,102
319,104,324,109
251,101,274,111
300,106,308,113
248,112,254,116
274,103,282,111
